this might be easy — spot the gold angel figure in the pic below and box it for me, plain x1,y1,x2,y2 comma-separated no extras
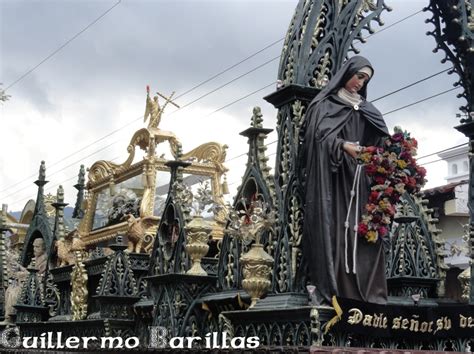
144,85,179,129
144,86,162,129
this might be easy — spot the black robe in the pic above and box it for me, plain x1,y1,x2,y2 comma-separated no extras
302,56,389,305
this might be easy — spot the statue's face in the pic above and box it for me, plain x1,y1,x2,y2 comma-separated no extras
344,72,370,94
33,239,45,257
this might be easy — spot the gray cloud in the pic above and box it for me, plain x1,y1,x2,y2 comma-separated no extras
0,0,468,209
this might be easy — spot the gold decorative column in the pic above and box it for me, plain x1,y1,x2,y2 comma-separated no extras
70,233,88,321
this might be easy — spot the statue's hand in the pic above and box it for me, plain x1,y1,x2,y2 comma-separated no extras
343,142,364,159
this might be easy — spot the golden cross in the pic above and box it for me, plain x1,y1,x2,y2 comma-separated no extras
156,91,180,109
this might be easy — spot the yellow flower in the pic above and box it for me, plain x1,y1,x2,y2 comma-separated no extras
379,199,389,210
360,153,371,163
377,167,386,174
397,160,407,169
366,230,378,243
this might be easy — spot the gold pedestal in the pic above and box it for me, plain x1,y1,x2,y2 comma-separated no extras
240,243,274,308
185,216,211,276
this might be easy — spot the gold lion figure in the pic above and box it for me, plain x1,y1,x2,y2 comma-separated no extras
123,214,157,253
56,230,86,267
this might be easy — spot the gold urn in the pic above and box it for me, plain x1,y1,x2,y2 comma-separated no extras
185,215,211,276
240,242,274,308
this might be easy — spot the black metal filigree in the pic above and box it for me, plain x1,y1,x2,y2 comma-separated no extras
96,238,138,297
216,108,275,291
387,193,444,298
425,0,474,115
149,160,191,276
72,165,86,219
278,0,391,87
20,161,55,268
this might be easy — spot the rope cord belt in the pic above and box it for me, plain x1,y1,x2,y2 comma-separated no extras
344,163,363,274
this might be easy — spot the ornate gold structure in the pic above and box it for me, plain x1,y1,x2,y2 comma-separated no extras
56,231,75,267
0,202,34,252
70,234,88,321
123,214,157,253
44,193,57,217
185,215,211,276
228,198,275,308
77,90,228,249
144,86,179,130
240,243,274,308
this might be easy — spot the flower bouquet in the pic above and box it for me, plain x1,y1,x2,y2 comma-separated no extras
357,127,427,243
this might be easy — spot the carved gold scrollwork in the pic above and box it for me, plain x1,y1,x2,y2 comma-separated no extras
338,0,349,13
300,1,314,42
44,193,57,217
289,196,302,281
467,1,474,31
88,158,133,186
310,307,322,346
292,100,305,140
284,52,295,86
71,249,88,320
218,313,234,340
312,51,331,89
359,0,377,14
240,243,274,308
354,0,378,27
88,128,181,186
181,142,228,173
311,4,327,50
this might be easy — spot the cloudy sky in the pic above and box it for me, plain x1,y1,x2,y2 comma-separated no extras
0,0,468,213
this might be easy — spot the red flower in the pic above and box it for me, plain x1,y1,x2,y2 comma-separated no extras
390,194,400,204
372,155,382,164
392,133,403,142
358,223,369,236
399,151,411,160
374,176,385,185
417,166,426,178
365,165,377,175
369,191,380,203
357,128,425,244
384,187,394,196
366,203,376,213
378,226,388,237
365,146,379,154
381,159,390,169
372,214,382,224
407,177,417,188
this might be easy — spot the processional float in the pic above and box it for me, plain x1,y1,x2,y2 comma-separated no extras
0,0,472,351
